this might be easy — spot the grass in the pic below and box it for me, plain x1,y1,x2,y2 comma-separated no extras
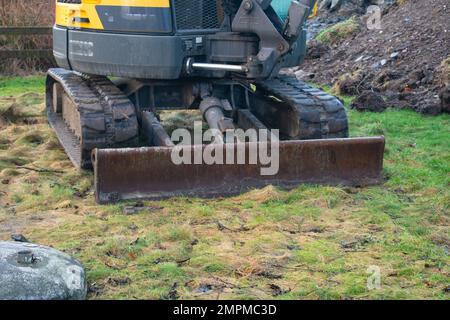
0,75,45,97
0,76,449,300
315,16,360,45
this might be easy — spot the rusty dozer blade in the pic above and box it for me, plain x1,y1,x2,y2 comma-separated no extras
93,136,385,204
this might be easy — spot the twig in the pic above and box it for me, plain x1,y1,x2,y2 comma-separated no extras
217,220,252,232
15,165,64,174
176,257,191,265
210,275,241,289
356,73,370,94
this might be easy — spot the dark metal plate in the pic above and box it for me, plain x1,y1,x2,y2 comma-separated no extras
93,137,385,204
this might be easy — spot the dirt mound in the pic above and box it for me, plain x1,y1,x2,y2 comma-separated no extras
350,91,387,112
301,0,450,114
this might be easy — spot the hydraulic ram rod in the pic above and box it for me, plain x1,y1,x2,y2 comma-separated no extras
192,62,247,73
186,58,248,73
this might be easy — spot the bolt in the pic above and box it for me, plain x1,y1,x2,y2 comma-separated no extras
17,250,35,265
243,0,253,12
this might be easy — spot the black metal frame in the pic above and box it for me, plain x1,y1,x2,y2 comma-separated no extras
170,0,225,35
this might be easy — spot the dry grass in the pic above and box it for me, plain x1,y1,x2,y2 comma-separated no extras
0,79,449,300
435,56,450,87
0,0,54,75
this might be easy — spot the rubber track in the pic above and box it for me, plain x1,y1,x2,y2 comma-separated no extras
46,68,138,169
257,75,349,139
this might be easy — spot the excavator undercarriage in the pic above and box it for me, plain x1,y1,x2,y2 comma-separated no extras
47,0,385,203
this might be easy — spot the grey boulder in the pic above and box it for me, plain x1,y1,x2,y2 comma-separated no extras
0,241,87,300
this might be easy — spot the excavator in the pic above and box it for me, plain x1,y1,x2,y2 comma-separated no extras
46,0,384,204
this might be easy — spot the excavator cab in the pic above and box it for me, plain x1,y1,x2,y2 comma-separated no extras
46,0,385,203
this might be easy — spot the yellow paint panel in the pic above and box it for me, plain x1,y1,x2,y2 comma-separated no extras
77,0,170,7
56,0,171,29
56,4,103,29
309,1,318,19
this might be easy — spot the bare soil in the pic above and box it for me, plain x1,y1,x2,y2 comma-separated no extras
301,0,450,115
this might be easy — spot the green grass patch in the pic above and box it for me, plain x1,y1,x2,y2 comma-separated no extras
0,75,45,97
315,17,360,45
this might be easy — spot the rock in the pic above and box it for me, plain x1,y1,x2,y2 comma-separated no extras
354,55,365,63
123,201,146,215
371,62,381,69
319,0,345,12
439,85,450,113
351,91,387,112
0,241,87,300
11,234,28,242
279,66,300,76
294,69,315,81
390,52,399,59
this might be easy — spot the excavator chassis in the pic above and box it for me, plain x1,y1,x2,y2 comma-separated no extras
46,68,385,204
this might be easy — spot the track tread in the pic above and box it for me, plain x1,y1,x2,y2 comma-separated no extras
257,75,349,139
46,68,139,169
